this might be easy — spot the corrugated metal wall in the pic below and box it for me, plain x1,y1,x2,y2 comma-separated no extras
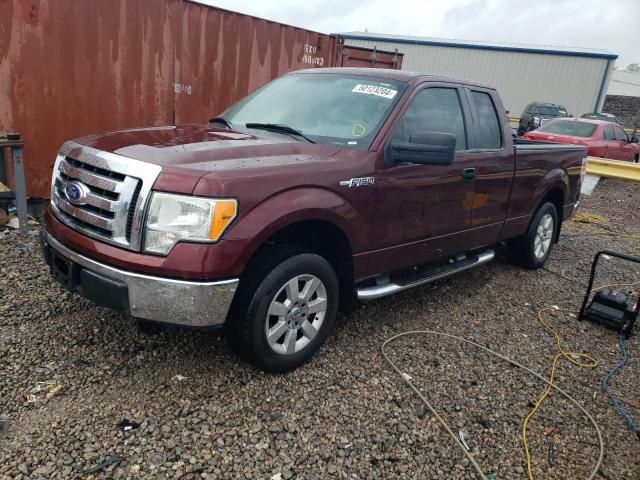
344,38,612,118
174,2,337,124
1,0,179,198
0,0,337,198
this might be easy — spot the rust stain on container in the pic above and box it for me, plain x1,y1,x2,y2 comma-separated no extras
0,0,389,198
173,2,337,124
1,0,177,198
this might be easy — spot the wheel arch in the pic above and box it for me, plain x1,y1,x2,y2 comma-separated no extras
239,218,355,314
537,185,565,242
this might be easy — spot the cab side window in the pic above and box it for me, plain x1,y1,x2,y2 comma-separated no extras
614,127,628,142
470,91,502,149
392,88,467,151
603,126,615,140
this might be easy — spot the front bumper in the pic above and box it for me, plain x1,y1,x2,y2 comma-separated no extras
41,229,239,327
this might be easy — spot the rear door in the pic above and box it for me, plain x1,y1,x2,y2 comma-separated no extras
369,83,476,274
463,87,514,250
602,126,618,159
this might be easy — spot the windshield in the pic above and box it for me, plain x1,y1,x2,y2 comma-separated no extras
582,113,615,122
221,73,406,150
534,106,567,116
537,120,597,137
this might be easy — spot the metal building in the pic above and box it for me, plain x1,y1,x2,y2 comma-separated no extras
340,32,617,119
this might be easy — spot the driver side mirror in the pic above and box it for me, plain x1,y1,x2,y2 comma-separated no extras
388,131,456,166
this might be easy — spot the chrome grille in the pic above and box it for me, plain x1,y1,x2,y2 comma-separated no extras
51,141,162,251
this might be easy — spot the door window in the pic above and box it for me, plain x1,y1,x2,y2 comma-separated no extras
392,88,467,151
603,126,615,140
614,127,628,142
470,91,502,149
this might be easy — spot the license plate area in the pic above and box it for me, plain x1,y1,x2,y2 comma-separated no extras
49,248,80,289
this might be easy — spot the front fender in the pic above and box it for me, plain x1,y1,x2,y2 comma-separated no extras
225,186,368,264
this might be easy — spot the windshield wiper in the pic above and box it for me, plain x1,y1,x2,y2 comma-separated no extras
245,123,316,144
208,116,233,129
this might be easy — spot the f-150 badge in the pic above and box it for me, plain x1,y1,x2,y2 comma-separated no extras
339,177,375,188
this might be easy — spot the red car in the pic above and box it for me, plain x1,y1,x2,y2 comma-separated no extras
523,118,639,162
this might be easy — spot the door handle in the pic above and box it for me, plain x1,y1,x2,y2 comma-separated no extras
462,168,475,181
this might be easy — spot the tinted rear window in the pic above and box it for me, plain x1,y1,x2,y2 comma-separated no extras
470,91,502,149
536,120,597,137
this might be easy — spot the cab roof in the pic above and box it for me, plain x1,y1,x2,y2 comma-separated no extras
293,67,494,90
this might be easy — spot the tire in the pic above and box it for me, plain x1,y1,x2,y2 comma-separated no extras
508,202,558,269
225,247,339,372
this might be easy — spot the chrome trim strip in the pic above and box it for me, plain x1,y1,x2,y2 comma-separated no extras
50,141,162,251
55,193,115,230
42,229,239,327
356,250,495,301
59,160,122,192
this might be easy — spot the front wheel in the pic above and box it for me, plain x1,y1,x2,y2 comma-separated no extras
508,202,558,269
225,248,339,372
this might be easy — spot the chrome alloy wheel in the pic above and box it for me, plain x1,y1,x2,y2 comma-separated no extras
534,213,554,259
264,274,328,355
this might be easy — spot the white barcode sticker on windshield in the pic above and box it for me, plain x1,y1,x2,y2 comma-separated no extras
352,84,397,99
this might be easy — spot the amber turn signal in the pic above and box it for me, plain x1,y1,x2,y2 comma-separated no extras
209,199,238,241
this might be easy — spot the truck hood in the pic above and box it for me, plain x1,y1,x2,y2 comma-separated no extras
75,124,341,193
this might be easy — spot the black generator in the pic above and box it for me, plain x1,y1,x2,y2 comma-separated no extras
578,251,640,338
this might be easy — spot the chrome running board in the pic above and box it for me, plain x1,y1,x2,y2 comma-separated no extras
356,249,495,301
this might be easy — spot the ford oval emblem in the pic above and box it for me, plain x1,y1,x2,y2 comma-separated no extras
64,181,89,205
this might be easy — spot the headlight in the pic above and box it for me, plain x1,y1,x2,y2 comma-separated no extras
533,116,541,126
144,192,237,255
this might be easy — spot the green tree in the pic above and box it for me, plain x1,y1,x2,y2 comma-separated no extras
626,63,640,73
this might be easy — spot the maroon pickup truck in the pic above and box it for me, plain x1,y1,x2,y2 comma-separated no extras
41,68,585,371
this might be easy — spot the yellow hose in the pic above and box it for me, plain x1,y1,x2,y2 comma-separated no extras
521,307,598,480
381,331,604,480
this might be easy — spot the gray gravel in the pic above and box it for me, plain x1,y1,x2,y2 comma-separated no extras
1,177,640,479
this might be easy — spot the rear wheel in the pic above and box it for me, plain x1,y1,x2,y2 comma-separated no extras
225,247,339,372
508,202,558,269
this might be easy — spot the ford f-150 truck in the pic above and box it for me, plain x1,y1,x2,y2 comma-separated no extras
41,68,586,372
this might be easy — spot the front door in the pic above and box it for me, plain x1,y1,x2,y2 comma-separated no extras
613,126,635,161
369,85,476,275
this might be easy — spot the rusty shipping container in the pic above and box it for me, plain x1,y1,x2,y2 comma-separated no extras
173,2,338,125
1,0,399,198
338,44,403,69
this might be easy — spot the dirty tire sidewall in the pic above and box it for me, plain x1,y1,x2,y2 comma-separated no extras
241,253,339,373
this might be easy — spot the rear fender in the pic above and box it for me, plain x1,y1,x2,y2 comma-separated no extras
532,168,568,209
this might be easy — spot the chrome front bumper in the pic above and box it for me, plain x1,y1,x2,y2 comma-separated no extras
41,230,239,327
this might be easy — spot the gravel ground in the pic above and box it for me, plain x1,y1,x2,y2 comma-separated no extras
1,177,639,479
